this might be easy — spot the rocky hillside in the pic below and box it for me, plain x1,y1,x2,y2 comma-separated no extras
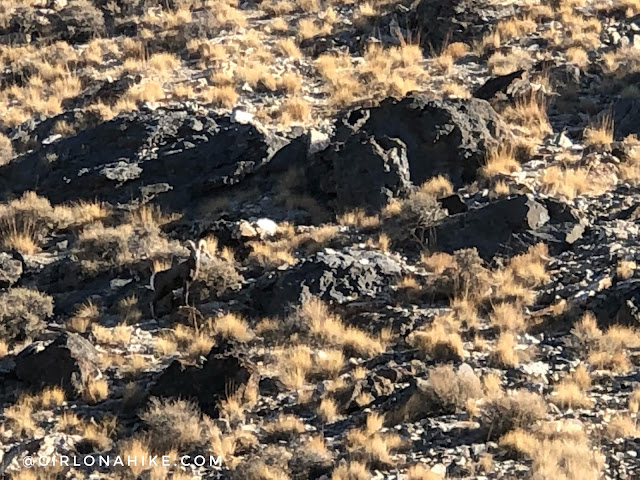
2,0,640,479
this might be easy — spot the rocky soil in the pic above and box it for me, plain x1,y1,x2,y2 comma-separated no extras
2,0,640,479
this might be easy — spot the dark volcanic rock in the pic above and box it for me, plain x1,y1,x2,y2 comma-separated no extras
310,132,413,212
148,344,257,417
5,333,101,397
0,107,289,211
431,195,550,260
586,280,640,330
439,193,467,214
412,0,515,51
613,98,640,140
310,93,508,211
254,248,402,316
0,252,23,289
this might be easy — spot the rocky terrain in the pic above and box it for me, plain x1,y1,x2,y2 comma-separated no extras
3,0,640,479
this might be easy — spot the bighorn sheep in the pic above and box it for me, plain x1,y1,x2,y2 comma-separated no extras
149,239,210,319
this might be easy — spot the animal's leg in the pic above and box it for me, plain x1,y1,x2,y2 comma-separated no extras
184,282,190,306
150,301,156,320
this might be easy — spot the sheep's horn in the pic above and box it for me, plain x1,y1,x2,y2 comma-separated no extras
198,239,207,251
186,240,196,252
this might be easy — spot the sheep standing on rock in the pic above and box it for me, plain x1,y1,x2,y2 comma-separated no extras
149,239,210,319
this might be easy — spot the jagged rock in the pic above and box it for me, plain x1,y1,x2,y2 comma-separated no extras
6,333,101,397
310,94,509,212
430,195,550,259
0,107,290,211
254,248,402,316
0,252,23,288
148,343,258,417
311,132,413,212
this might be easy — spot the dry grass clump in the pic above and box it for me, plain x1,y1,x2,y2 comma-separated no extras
616,260,636,280
539,164,613,199
82,377,109,404
0,192,106,254
487,48,534,75
583,115,614,147
296,297,385,357
318,397,340,423
345,413,403,466
407,314,465,361
481,389,547,439
276,343,313,390
495,16,537,41
155,324,214,360
501,94,552,144
566,46,590,67
550,365,592,409
141,397,205,451
66,300,100,333
338,209,380,228
419,175,453,197
278,96,311,125
263,414,305,441
490,331,532,367
571,312,640,373
629,386,640,413
500,427,603,480
604,415,638,439
211,312,254,341
479,146,520,178
331,461,370,480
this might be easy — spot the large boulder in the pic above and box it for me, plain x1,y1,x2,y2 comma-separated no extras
0,107,290,211
254,248,403,316
411,0,515,51
429,195,585,260
148,343,258,418
310,94,509,212
2,333,101,397
431,195,549,260
311,132,413,212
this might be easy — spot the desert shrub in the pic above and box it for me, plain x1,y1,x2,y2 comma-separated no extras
140,397,204,451
481,389,547,439
429,248,490,300
392,192,446,247
0,288,54,345
386,365,482,426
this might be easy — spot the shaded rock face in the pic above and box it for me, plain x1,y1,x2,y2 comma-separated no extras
431,195,550,260
412,0,515,51
313,133,413,212
429,195,586,260
586,280,640,330
0,107,289,211
3,333,101,397
254,248,403,316
148,344,257,418
310,94,508,212
613,98,640,140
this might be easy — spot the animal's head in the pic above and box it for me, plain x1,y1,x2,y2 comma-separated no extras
186,239,212,261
